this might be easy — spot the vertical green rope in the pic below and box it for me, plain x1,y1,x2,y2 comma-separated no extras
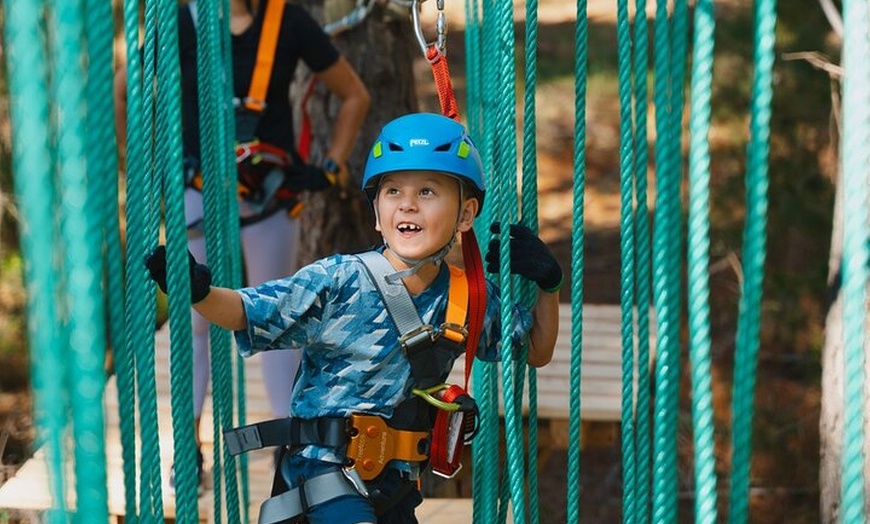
198,0,243,520
131,0,166,517
566,0,589,521
119,0,150,520
631,0,653,521
728,0,776,522
838,0,869,522
520,0,541,521
616,0,637,521
85,0,131,517
49,0,111,518
651,0,686,520
4,2,67,521
490,0,525,517
467,1,500,520
686,0,719,522
155,0,200,517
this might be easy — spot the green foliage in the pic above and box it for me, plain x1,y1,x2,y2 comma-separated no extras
0,253,29,391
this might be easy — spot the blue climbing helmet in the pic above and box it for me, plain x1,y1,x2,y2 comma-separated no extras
362,113,485,214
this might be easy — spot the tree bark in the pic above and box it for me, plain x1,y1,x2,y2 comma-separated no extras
291,0,420,265
820,164,844,523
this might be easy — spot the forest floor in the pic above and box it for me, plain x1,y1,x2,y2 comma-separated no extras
0,0,828,522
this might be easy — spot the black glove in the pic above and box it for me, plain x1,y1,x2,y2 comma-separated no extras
145,245,212,303
282,163,335,192
486,222,563,292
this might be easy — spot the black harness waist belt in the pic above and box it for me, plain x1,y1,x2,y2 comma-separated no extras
224,417,351,456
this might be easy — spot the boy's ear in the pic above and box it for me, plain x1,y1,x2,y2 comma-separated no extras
373,198,382,232
457,197,479,233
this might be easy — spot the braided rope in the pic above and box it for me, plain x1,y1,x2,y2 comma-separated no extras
837,0,869,522
490,0,526,516
566,0,590,521
651,0,682,520
616,0,638,521
632,0,653,521
686,1,719,521
521,0,542,521
466,1,500,520
728,0,776,522
3,2,68,521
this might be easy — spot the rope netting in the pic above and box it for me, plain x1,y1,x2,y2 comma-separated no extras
3,0,868,522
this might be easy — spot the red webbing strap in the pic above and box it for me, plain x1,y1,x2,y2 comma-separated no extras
426,46,460,122
461,228,486,390
246,0,285,112
428,384,469,477
296,76,318,162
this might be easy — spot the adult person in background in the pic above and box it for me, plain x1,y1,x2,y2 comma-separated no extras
114,0,371,489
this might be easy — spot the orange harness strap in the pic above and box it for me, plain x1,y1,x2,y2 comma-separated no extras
426,46,460,122
246,0,285,112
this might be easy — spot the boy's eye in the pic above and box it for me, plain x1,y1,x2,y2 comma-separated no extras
419,187,435,196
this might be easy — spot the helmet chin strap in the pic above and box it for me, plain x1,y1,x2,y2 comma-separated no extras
383,238,455,284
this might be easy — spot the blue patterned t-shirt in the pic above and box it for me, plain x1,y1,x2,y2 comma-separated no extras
234,251,532,462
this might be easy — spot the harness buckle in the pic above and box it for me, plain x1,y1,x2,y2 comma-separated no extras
224,424,263,455
439,322,467,344
399,324,435,355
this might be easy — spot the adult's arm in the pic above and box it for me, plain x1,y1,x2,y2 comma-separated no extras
314,56,371,187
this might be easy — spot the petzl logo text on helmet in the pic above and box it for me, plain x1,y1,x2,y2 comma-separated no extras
409,138,430,147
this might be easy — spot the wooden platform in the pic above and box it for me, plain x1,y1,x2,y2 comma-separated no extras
0,303,648,522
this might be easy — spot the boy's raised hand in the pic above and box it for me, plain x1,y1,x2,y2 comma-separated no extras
145,245,213,303
486,222,563,293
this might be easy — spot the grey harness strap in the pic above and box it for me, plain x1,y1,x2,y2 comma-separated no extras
356,251,433,351
258,470,361,524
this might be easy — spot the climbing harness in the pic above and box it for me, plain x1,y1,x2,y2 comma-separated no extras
357,251,480,478
223,250,481,522
186,0,310,227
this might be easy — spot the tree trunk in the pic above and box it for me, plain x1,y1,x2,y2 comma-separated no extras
291,0,420,265
820,166,844,523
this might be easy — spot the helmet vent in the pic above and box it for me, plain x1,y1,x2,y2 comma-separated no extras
433,143,452,152
388,142,404,151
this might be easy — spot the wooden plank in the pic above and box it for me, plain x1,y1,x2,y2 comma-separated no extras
447,303,656,422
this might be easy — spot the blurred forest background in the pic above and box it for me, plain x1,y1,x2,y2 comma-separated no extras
0,0,848,522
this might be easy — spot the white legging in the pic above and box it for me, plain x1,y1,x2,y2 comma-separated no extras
187,202,302,420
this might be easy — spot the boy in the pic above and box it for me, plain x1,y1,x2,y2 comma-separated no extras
146,113,562,523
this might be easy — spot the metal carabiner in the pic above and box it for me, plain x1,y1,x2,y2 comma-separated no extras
410,0,447,62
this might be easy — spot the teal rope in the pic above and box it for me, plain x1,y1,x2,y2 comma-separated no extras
631,0,653,521
50,0,110,517
838,0,869,522
119,0,151,518
686,1,719,522
665,4,689,518
155,0,200,515
489,0,526,518
520,0,541,521
4,3,67,521
728,0,776,522
86,0,131,517
651,0,681,521
468,1,500,519
616,0,637,521
566,0,589,521
133,0,166,518
198,0,242,519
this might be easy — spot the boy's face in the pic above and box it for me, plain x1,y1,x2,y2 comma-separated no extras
374,170,478,262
